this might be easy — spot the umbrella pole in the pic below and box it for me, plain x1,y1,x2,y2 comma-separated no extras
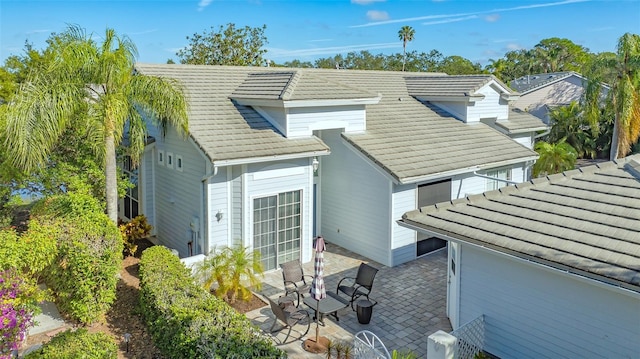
315,300,320,342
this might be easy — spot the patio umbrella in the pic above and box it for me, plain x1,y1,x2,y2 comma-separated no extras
310,235,326,343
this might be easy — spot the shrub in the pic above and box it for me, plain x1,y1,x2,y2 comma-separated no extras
0,221,58,280
195,245,264,304
33,193,123,325
23,328,117,359
118,215,152,257
0,269,36,358
139,246,284,359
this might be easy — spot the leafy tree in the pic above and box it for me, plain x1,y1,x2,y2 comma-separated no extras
2,25,189,223
281,59,314,68
398,26,415,71
437,55,483,75
177,23,268,66
532,139,578,177
584,33,640,160
547,101,599,159
533,37,590,73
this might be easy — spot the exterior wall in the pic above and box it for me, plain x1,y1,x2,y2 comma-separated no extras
256,106,287,135
207,166,229,252
430,101,466,121
451,173,488,199
458,245,640,358
510,133,533,149
319,129,392,266
512,76,585,123
391,183,417,266
153,126,208,257
245,158,314,265
287,106,366,138
141,146,156,235
230,165,243,246
467,84,509,122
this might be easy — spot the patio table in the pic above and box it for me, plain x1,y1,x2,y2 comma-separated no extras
303,291,350,325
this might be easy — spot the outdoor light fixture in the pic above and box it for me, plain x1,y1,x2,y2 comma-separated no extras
124,333,131,353
215,210,224,222
312,157,319,173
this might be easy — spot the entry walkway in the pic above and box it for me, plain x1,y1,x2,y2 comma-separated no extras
247,242,452,358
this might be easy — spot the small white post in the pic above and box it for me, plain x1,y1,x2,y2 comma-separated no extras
427,330,456,359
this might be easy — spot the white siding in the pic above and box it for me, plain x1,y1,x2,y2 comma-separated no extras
391,184,417,266
153,126,208,257
430,101,466,121
510,133,533,149
245,158,314,265
256,106,287,135
319,129,392,266
287,105,366,137
230,166,243,246
451,173,487,199
467,84,509,123
141,147,156,234
207,166,229,252
458,245,640,359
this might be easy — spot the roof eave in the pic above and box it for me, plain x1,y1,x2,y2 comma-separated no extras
415,94,485,103
212,149,331,167
231,96,382,108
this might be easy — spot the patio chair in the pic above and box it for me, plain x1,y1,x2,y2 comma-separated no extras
266,296,310,343
280,260,313,307
336,262,379,310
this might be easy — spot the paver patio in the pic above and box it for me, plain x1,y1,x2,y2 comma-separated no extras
247,242,452,358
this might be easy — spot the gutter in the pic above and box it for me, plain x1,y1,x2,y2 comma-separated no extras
212,150,330,167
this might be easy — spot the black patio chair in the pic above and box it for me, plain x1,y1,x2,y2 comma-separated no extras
280,259,313,307
266,296,310,343
336,262,379,310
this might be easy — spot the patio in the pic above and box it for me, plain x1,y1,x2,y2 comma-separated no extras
247,242,452,358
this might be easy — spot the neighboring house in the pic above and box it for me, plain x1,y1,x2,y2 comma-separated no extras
400,155,640,358
510,71,607,124
123,64,545,270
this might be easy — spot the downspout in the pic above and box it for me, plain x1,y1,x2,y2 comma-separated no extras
200,165,219,255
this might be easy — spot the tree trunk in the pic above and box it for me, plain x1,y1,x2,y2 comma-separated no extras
105,134,118,224
610,95,620,161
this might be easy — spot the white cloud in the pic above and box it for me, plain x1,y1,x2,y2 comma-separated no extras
367,10,389,21
505,43,523,51
267,42,399,59
198,0,213,11
351,0,588,27
484,14,500,22
422,15,477,26
351,0,386,5
309,39,333,43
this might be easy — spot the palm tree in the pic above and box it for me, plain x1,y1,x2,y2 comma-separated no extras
532,139,578,177
3,26,189,223
584,33,640,160
398,26,415,72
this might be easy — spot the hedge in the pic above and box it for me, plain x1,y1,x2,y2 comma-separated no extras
31,193,123,325
23,328,117,359
139,246,284,359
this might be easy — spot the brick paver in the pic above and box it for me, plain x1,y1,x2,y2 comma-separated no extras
247,242,452,358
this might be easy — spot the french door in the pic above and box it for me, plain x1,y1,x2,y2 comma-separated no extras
253,190,302,271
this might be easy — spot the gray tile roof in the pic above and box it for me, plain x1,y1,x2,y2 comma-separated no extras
401,155,640,293
406,75,514,98
135,64,330,163
494,108,548,134
135,64,538,180
509,71,579,94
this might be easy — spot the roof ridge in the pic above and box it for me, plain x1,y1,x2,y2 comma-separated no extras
280,70,301,101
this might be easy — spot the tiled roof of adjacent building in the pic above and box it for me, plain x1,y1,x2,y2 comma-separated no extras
401,155,640,293
135,64,540,182
509,71,581,94
495,108,549,134
406,75,512,98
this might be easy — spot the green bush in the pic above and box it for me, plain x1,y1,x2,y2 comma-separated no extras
32,193,123,325
0,220,59,278
24,328,117,359
139,246,284,359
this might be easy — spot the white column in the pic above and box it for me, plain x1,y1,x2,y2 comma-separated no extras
427,330,456,359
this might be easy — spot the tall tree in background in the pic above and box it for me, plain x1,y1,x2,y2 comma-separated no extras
532,139,578,177
177,23,268,66
2,26,189,223
398,26,415,71
583,33,640,160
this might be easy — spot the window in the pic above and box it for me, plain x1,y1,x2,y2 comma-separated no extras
253,190,302,271
158,150,165,166
122,156,139,220
485,168,511,191
176,155,183,172
416,179,451,256
166,152,174,169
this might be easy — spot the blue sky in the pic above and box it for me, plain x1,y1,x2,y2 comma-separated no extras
1,0,639,66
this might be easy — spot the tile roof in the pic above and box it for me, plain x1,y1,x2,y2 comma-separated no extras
509,71,579,94
135,64,539,180
406,75,513,98
401,155,640,293
494,108,549,134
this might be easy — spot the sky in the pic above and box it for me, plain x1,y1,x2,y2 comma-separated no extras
1,0,639,67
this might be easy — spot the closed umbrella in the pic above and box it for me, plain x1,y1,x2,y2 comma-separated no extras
304,235,328,352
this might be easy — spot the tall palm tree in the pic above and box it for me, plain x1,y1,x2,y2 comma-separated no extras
3,25,189,223
398,26,415,72
532,139,578,177
584,33,640,160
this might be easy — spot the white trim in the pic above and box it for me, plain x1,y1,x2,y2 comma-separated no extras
213,150,330,167
232,95,381,109
227,166,233,247
252,166,305,180
253,106,287,136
